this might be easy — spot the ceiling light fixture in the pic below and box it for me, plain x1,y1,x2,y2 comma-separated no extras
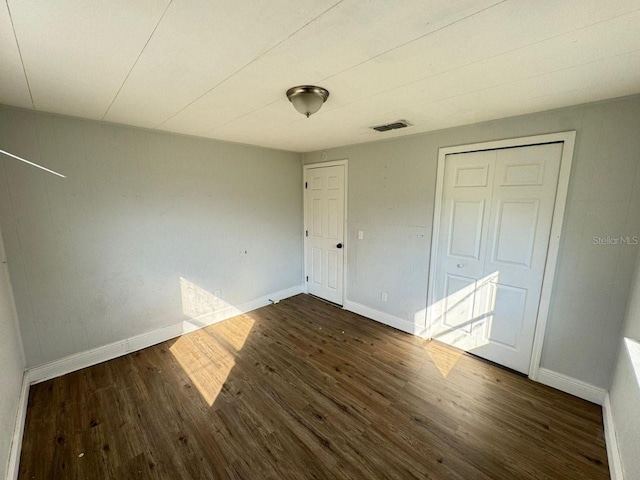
286,85,329,118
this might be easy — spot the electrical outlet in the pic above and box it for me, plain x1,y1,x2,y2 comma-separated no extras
214,290,222,299
381,292,387,302
358,230,364,240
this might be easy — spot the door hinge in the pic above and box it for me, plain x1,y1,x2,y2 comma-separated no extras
306,276,309,282
305,230,308,237
305,182,308,189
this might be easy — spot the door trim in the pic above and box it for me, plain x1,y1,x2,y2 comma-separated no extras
303,159,349,306
426,132,576,380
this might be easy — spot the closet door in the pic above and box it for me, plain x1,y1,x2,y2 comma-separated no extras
430,143,562,374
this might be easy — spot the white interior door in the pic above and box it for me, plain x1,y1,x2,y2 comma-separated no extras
430,143,563,374
305,164,345,305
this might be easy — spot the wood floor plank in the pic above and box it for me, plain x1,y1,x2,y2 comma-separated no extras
18,294,610,479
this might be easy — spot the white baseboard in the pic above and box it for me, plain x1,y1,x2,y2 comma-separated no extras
6,373,29,480
26,285,303,385
602,393,623,480
536,368,607,405
343,300,427,336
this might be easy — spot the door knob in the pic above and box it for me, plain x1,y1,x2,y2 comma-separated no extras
457,263,464,268
337,243,343,249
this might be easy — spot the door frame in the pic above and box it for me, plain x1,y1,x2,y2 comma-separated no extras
425,132,576,380
303,159,349,306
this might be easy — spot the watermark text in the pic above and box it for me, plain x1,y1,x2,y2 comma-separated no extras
592,236,639,245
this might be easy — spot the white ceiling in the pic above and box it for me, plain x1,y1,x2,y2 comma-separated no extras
1,0,640,152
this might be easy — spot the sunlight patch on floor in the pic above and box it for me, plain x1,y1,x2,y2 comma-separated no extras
170,334,236,406
171,277,255,405
207,314,255,351
426,340,464,378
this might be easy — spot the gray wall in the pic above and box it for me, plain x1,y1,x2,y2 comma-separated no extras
609,251,640,478
0,106,303,367
304,94,640,389
0,226,25,478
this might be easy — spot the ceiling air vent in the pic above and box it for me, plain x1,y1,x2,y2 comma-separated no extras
371,120,411,132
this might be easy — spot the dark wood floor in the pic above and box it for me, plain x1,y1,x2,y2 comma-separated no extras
19,294,609,479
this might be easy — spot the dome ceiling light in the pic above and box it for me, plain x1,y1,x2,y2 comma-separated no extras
286,85,329,118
